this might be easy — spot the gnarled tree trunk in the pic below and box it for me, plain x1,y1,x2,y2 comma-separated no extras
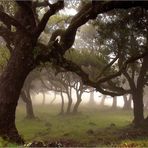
100,95,106,106
66,94,72,114
123,94,132,110
59,91,64,115
132,89,144,127
73,97,82,114
49,92,56,105
66,87,72,114
112,96,117,109
132,56,148,126
42,92,46,105
0,37,35,143
89,88,95,105
21,90,35,119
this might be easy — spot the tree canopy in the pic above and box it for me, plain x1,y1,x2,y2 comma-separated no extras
0,0,148,144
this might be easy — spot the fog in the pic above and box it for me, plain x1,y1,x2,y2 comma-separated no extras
31,91,127,107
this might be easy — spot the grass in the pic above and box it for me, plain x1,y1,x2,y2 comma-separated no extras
1,104,148,147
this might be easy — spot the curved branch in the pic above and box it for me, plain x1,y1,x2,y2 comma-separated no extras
97,56,119,78
36,1,148,96
96,86,126,96
33,1,49,8
106,81,131,94
49,1,148,55
97,50,148,83
34,0,64,38
0,26,14,53
0,11,27,33
123,71,136,90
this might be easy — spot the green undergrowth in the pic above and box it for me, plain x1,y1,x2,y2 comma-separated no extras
1,104,148,147
0,138,18,147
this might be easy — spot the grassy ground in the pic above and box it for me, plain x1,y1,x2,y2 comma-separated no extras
1,104,148,147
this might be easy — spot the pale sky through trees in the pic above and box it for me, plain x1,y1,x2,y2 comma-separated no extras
32,91,126,107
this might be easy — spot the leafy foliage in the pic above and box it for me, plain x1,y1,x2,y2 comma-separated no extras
65,48,115,81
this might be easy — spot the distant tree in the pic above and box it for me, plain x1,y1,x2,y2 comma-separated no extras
88,88,96,106
0,0,148,143
71,7,148,125
41,66,88,114
20,90,35,119
72,75,89,114
92,8,148,126
100,95,106,106
111,96,117,109
41,67,73,114
123,94,132,110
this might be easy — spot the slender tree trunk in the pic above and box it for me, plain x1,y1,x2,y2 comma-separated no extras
89,88,95,105
73,96,82,114
0,37,35,143
123,94,132,110
123,94,131,110
145,99,148,109
128,95,132,109
21,90,35,119
123,94,128,109
66,94,72,114
42,92,46,105
59,91,64,115
132,90,144,127
100,95,106,106
112,96,117,109
132,56,148,126
49,92,56,105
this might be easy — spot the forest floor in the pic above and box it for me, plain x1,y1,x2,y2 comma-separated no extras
1,104,148,147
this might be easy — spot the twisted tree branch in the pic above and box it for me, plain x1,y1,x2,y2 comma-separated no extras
34,0,64,38
0,11,27,33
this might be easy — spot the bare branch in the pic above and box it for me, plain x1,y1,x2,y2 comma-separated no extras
106,81,131,94
49,1,148,55
35,1,148,96
137,55,148,88
96,50,148,83
36,38,148,95
0,11,28,34
123,71,136,90
0,26,14,53
96,85,126,96
34,0,64,38
33,1,49,8
97,55,119,78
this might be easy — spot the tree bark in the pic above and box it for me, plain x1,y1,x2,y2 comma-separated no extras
0,37,35,143
0,0,147,144
21,90,35,119
100,95,106,106
112,96,117,109
66,94,72,114
132,56,148,126
0,102,23,143
42,92,46,105
89,88,95,105
123,94,132,110
128,95,132,109
59,91,64,115
73,96,82,114
132,90,144,127
144,99,148,109
49,92,56,105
